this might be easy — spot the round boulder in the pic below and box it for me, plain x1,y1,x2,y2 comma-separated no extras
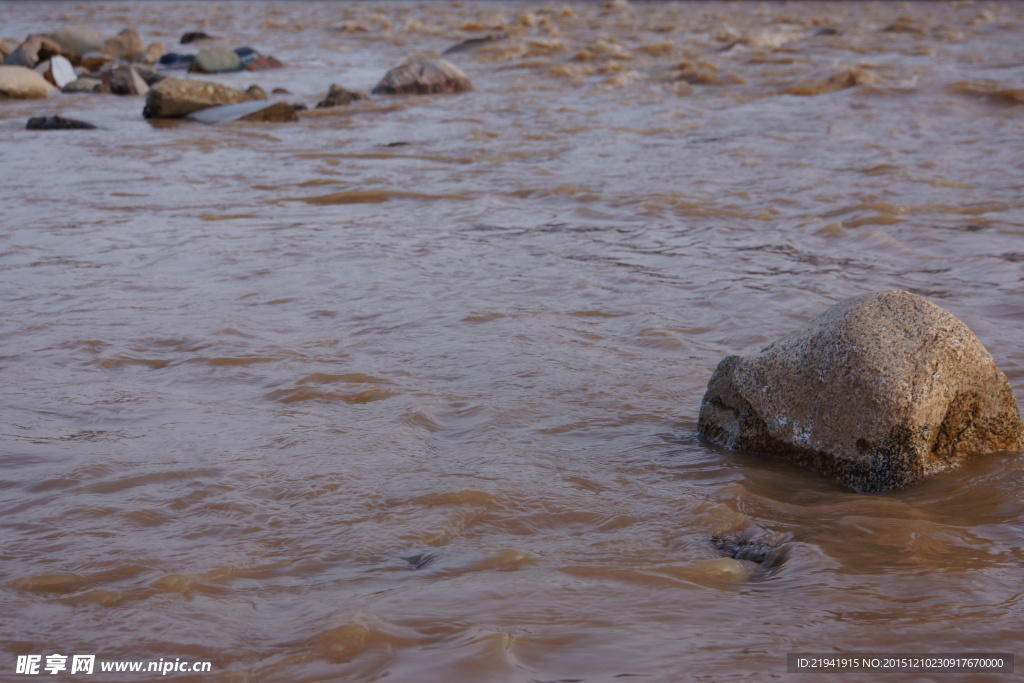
697,290,1023,492
371,57,474,95
0,65,58,98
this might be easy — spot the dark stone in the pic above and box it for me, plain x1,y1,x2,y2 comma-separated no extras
27,115,97,130
710,534,789,572
401,553,438,570
158,53,195,70
109,65,149,96
315,83,368,109
180,32,214,45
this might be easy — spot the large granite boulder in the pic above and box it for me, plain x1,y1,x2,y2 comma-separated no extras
142,77,266,118
371,57,474,95
0,65,57,98
698,290,1023,493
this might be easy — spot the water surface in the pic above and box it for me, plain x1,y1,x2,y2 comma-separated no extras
2,1,1023,681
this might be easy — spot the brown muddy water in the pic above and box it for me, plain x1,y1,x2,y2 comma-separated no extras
2,1,1023,681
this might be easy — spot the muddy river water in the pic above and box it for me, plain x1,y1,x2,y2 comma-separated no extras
2,1,1023,681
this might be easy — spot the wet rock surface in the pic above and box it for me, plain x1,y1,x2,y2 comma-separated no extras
698,290,1024,493
188,100,298,124
315,83,368,109
26,115,97,130
710,534,788,571
180,31,214,45
61,77,102,94
371,57,474,95
142,76,266,118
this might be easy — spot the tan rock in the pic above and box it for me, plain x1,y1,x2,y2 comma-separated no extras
698,290,1024,492
102,28,145,62
144,42,165,65
0,65,58,98
80,51,116,72
142,76,266,118
46,27,144,64
0,39,21,61
371,57,474,95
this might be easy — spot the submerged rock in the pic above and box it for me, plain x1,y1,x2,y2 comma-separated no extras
371,57,474,95
315,83,367,109
0,65,57,98
157,52,196,70
698,290,1024,493
62,76,102,94
27,115,97,130
187,100,298,124
442,32,509,56
180,31,214,45
142,76,266,118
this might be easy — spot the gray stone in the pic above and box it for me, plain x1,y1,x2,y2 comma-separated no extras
371,57,474,95
0,65,57,98
191,46,242,73
698,290,1024,492
46,27,107,63
142,76,266,118
4,35,67,68
0,39,20,62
